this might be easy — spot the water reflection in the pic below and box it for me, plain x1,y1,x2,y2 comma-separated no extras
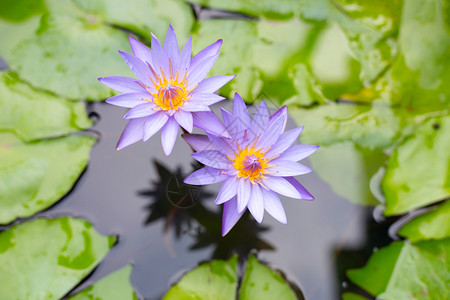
139,160,274,259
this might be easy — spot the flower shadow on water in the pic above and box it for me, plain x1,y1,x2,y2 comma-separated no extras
138,159,274,259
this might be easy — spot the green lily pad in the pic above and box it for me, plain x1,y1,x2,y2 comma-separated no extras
0,133,96,224
309,142,385,206
399,201,450,242
239,254,298,300
72,0,194,42
164,255,301,299
291,103,403,150
163,255,238,300
1,0,194,101
342,292,369,300
192,17,319,103
0,0,46,22
0,71,92,141
382,115,450,216
347,239,450,299
0,217,115,300
69,265,137,300
341,0,450,111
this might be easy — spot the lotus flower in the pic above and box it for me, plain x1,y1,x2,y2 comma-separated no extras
184,93,318,235
99,25,234,155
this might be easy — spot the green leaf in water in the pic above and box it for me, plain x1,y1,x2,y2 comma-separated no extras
69,265,137,300
239,254,299,300
72,0,194,42
0,71,92,141
163,255,238,300
163,255,302,299
0,0,46,22
347,238,450,299
342,292,370,300
0,217,114,300
382,115,450,216
399,201,450,242
290,103,403,150
0,133,96,224
309,142,386,206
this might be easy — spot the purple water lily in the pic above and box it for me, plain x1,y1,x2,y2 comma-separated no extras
99,25,234,155
184,93,319,235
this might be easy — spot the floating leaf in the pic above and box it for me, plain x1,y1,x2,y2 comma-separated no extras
342,292,369,300
347,239,450,299
0,133,96,224
291,103,403,150
0,0,194,101
163,255,238,300
0,0,46,22
309,142,385,206
69,265,137,300
192,17,315,102
341,0,450,111
0,217,114,300
239,254,299,300
164,255,301,299
399,201,450,242
72,0,194,42
0,71,92,141
382,115,450,216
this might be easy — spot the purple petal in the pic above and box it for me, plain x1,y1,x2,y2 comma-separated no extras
116,117,146,150
128,36,152,64
192,150,231,169
216,177,238,204
124,102,158,119
98,76,147,93
184,167,228,185
265,127,304,159
285,177,314,200
195,75,236,94
181,102,211,112
143,111,169,141
150,33,170,77
222,196,244,236
267,160,312,176
237,178,251,213
174,110,193,133
206,132,235,157
161,117,179,156
192,111,231,138
118,51,153,87
189,93,225,106
190,39,222,71
248,183,264,223
255,111,286,151
221,108,239,138
269,106,288,133
105,92,149,108
250,100,269,135
163,24,179,61
186,53,219,90
261,188,287,224
174,37,191,73
261,176,301,199
280,144,319,161
182,134,215,152
232,93,251,134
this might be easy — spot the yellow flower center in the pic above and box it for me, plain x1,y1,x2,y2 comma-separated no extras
229,140,277,184
142,61,196,111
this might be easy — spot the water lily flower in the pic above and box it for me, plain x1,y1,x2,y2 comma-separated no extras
184,93,319,235
99,25,235,155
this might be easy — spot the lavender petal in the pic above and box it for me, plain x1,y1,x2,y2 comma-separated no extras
98,76,147,93
237,178,251,213
182,134,215,152
143,111,169,141
105,92,149,108
285,177,314,200
163,24,179,61
123,102,158,119
184,167,228,185
118,51,153,87
195,75,236,94
265,126,304,158
192,111,231,138
161,117,179,156
222,196,244,236
261,188,287,224
128,36,152,64
190,39,222,71
174,110,193,133
280,144,320,161
248,183,264,223
268,160,312,176
215,176,238,204
116,117,147,150
261,176,302,199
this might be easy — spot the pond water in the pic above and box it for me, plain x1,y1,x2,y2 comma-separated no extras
26,100,391,300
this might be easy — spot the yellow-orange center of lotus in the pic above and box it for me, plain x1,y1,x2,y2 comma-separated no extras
145,61,194,111
229,140,276,183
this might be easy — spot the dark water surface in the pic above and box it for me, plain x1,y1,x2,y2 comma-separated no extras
35,100,378,300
